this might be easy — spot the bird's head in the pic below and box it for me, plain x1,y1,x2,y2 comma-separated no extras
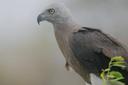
37,3,72,25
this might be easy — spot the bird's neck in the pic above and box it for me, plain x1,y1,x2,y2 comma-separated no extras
53,19,80,63
53,19,80,34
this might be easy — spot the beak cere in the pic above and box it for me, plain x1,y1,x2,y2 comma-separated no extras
37,14,43,25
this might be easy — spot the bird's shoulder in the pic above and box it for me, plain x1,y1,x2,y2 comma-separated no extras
73,27,102,34
72,27,107,45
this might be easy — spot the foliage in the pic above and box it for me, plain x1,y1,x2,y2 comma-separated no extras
100,56,127,85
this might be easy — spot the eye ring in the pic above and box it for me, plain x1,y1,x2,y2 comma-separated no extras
48,8,55,14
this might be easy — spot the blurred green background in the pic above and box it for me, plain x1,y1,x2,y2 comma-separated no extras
0,0,128,85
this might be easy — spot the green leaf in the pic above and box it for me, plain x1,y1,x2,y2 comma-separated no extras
112,61,126,65
109,71,124,80
108,80,125,85
112,64,126,68
112,77,124,81
104,68,110,72
111,56,125,61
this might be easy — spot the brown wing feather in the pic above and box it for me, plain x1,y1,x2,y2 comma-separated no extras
93,31,128,59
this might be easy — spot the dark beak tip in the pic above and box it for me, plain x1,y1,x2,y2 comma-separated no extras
37,14,42,25
37,20,40,25
37,19,40,25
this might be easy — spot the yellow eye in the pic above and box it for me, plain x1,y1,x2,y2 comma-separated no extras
48,8,55,14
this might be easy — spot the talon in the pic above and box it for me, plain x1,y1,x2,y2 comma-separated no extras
65,62,70,71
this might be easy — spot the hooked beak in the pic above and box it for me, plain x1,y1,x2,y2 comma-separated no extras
37,13,45,25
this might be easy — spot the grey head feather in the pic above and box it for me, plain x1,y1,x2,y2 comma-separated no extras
37,3,74,25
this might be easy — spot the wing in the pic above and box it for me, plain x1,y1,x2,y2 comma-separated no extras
69,27,128,74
